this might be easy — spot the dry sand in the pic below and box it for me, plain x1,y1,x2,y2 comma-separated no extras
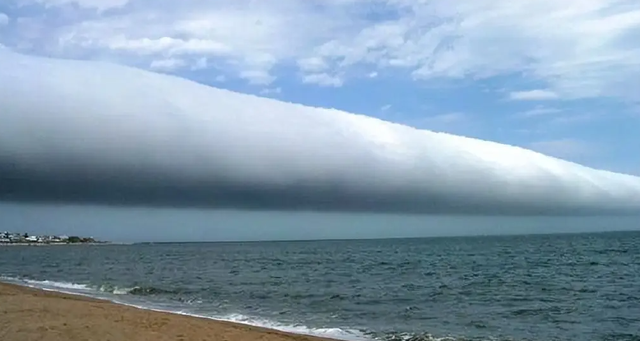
0,282,339,341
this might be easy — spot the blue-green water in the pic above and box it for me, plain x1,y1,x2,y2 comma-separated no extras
1,231,639,340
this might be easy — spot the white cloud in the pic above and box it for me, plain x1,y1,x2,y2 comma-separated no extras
421,112,467,125
548,113,600,125
515,106,599,125
2,50,639,215
515,106,563,119
297,57,328,73
380,104,391,111
214,75,226,82
35,0,341,82
260,87,282,95
149,58,186,71
1,0,639,100
190,57,208,71
240,69,275,85
106,36,231,56
28,0,129,10
0,13,9,26
302,73,343,87
509,90,559,101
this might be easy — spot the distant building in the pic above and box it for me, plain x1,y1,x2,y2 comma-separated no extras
0,231,102,244
25,235,39,242
9,233,23,242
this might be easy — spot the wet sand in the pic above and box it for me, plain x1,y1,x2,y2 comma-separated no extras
0,282,338,341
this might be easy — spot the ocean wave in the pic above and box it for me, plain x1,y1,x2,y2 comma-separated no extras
374,332,461,341
0,276,468,341
1,275,369,340
23,279,91,291
184,312,370,341
96,284,180,296
0,276,93,291
0,276,190,297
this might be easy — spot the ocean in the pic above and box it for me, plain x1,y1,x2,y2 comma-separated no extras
1,231,639,341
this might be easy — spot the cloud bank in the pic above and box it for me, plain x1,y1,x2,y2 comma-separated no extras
1,50,640,215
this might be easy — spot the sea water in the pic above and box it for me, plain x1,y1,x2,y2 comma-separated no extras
1,231,639,340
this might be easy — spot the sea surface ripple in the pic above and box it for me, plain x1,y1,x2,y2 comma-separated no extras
1,231,639,341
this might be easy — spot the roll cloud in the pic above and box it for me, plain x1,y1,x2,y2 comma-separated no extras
1,50,639,215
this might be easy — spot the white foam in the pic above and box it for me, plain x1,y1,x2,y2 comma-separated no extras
0,276,134,296
212,313,370,341
96,284,137,295
0,276,369,341
112,287,135,295
18,278,92,291
115,303,370,341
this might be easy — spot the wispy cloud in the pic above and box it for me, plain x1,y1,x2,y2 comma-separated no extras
29,0,129,10
302,73,343,87
0,0,637,104
509,90,559,101
239,69,275,85
106,37,232,56
298,57,329,73
149,58,186,71
0,13,8,26
190,57,208,71
420,112,467,125
548,113,600,125
4,52,638,214
514,106,600,126
516,106,563,118
514,106,563,120
260,87,282,95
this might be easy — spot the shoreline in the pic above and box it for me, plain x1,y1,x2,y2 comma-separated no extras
0,242,110,246
0,281,344,341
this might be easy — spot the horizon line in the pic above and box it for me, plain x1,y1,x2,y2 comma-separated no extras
129,229,640,245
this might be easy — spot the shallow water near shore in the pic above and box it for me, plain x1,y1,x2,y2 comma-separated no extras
2,231,639,341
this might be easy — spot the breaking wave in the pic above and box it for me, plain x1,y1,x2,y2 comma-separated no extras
96,284,182,296
0,276,180,296
20,278,93,291
3,275,580,340
0,276,370,340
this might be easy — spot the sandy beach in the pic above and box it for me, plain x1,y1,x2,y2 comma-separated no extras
0,282,338,341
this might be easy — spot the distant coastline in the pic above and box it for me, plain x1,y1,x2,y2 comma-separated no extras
0,242,110,246
1,231,108,245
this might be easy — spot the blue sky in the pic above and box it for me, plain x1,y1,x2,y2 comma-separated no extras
0,0,638,175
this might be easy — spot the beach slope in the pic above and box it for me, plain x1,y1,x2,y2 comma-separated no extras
0,282,337,341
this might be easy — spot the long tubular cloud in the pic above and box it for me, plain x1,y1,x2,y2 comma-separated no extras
1,49,639,215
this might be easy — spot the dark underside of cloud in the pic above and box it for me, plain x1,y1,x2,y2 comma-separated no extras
1,49,640,216
0,168,619,216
